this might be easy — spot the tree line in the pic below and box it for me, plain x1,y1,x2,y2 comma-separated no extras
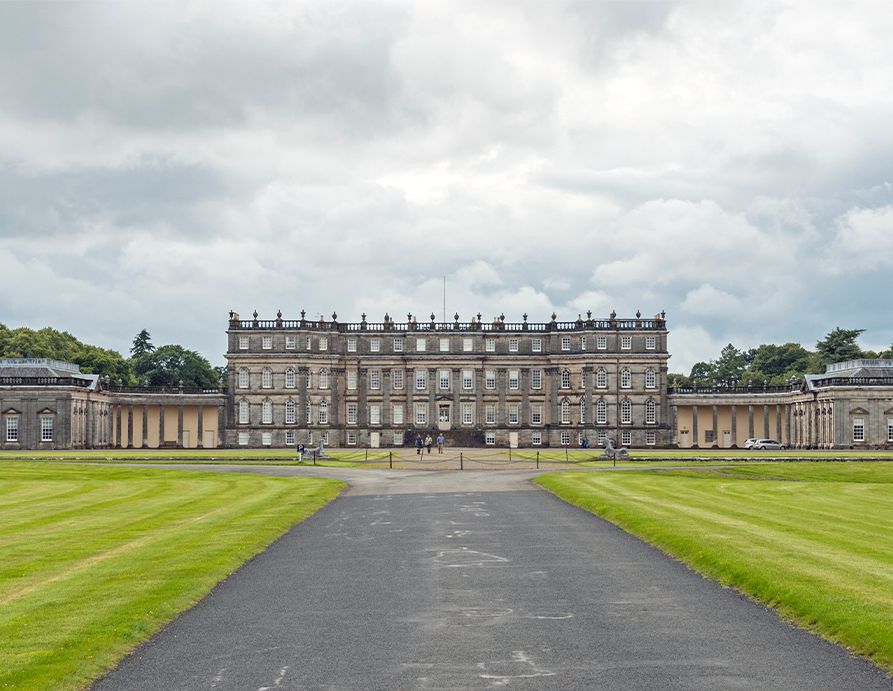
670,327,893,389
0,325,221,387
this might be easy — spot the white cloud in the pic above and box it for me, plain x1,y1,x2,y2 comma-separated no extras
824,206,893,273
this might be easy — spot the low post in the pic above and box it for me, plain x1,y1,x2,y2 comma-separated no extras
460,452,464,470
509,447,512,461
565,445,568,462
389,451,393,469
365,448,368,461
536,451,539,469
613,450,616,468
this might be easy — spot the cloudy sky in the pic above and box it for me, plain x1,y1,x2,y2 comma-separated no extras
2,1,891,371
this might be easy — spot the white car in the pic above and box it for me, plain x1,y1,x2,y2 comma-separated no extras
752,439,786,450
743,438,758,449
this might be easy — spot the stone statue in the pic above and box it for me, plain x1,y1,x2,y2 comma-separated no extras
602,437,629,460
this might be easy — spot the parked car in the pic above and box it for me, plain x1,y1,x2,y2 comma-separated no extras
752,439,786,450
743,438,758,449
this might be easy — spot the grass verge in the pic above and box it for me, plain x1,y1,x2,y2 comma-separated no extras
536,462,893,672
0,462,344,690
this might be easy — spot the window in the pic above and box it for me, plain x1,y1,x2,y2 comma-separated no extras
888,418,893,442
40,416,53,442
561,400,571,424
580,336,587,351
308,431,314,445
508,370,519,390
393,370,404,390
306,403,312,424
580,400,586,424
238,368,249,389
261,368,273,389
596,430,606,446
286,430,295,446
596,368,607,389
261,431,272,446
531,404,542,425
370,370,381,390
485,431,496,445
370,338,381,352
462,370,473,390
508,404,519,425
318,400,328,424
347,403,357,425
532,338,542,353
645,368,656,389
286,335,297,350
596,399,607,424
262,400,272,424
319,336,328,351
347,337,357,352
509,338,519,352
463,337,473,352
6,416,18,442
238,431,249,446
439,337,450,352
394,431,404,446
485,370,496,390
439,369,450,391
853,418,865,442
645,336,656,350
239,400,249,424
416,369,427,391
621,430,631,446
485,338,496,352
285,368,296,389
621,399,632,424
319,369,329,389
347,370,358,390
462,403,473,425
393,404,404,425
285,399,296,424
645,399,656,424
560,430,570,446
347,431,357,446
560,370,571,389
370,405,381,426
596,335,607,350
531,369,542,389
621,335,631,350
321,431,329,445
438,403,451,424
239,336,249,350
262,335,272,350
415,403,427,425
303,370,311,388
416,337,426,352
646,430,656,446
561,336,571,351
621,368,632,389
393,337,404,352
485,404,496,425
531,431,542,445
580,370,586,389
306,336,313,350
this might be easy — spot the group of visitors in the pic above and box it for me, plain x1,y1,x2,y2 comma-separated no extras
415,432,446,454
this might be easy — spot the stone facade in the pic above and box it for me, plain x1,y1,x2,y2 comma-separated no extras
225,310,672,449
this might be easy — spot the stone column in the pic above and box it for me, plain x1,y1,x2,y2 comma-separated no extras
711,404,718,447
218,404,226,448
748,405,754,439
497,368,507,425
127,405,134,448
452,368,461,429
730,405,738,447
358,368,368,426
776,404,782,442
197,406,204,448
177,404,184,448
159,405,165,447
691,405,699,448
427,368,437,429
763,404,770,438
475,369,484,427
298,367,309,434
382,369,391,426
142,405,149,448
115,406,123,449
521,369,530,429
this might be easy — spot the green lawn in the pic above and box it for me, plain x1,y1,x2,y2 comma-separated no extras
536,462,893,671
0,448,389,465
0,462,344,690
515,448,893,463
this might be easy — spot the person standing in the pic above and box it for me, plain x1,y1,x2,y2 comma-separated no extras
436,433,445,454
424,433,433,454
415,433,423,455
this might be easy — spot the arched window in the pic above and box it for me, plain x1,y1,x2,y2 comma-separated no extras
645,368,656,389
580,400,586,424
319,399,328,424
306,402,312,424
238,399,249,424
261,399,272,424
285,399,296,424
561,399,571,424
596,398,607,424
261,368,273,389
621,398,632,424
560,370,571,389
238,368,249,389
596,368,607,389
620,368,632,389
285,368,296,389
319,369,329,389
645,399,656,424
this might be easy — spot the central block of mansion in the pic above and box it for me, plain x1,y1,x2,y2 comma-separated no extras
224,310,671,449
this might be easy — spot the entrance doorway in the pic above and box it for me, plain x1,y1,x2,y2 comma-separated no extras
370,432,380,448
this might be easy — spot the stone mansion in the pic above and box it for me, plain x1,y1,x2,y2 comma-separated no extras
2,310,892,451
